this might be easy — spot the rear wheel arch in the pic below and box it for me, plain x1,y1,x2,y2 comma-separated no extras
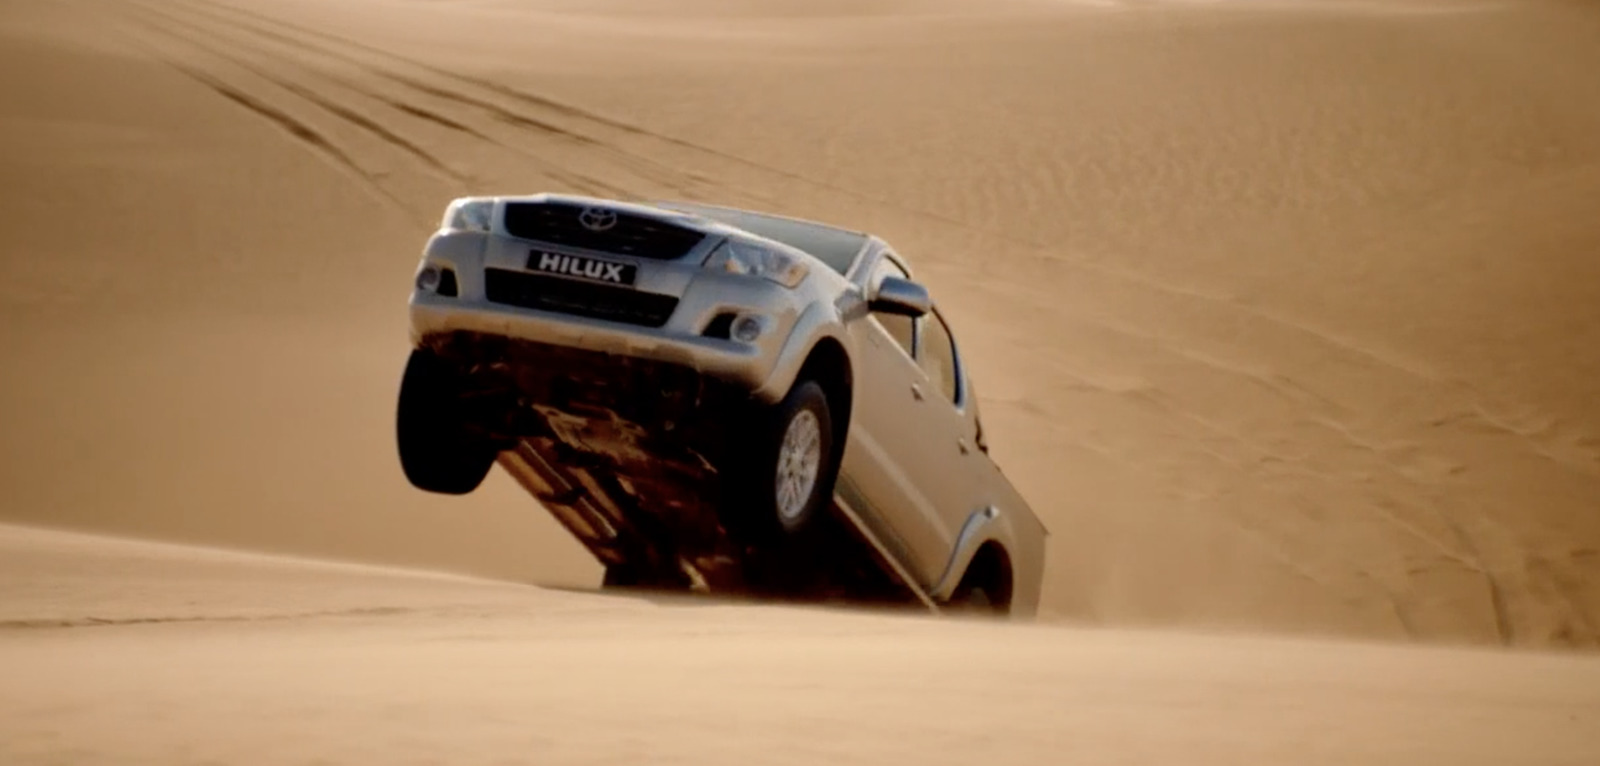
948,540,1015,615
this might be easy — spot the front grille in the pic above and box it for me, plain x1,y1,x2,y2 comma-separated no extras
502,202,707,260
484,268,679,328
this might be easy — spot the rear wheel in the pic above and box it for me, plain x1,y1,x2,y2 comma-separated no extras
944,546,1014,617
945,583,1008,615
395,348,500,495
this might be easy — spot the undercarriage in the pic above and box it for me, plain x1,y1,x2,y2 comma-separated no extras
415,330,929,609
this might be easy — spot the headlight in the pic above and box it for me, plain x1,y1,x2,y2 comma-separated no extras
702,239,810,289
440,197,495,233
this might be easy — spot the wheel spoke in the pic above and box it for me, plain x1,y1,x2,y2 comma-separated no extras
775,409,824,523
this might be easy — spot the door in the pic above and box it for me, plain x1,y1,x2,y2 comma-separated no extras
835,255,977,585
907,305,986,539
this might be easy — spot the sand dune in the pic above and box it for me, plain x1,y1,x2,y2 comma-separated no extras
4,0,1600,750
4,0,1600,643
4,523,1598,765
4,0,1600,759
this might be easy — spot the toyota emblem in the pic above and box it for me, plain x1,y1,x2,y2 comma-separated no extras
578,207,619,232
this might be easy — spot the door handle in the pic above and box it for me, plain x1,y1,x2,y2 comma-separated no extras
957,438,970,455
910,383,924,401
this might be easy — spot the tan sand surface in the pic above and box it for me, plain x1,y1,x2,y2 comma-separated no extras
3,523,1598,765
2,0,1600,759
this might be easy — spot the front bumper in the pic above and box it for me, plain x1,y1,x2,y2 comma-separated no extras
408,272,802,398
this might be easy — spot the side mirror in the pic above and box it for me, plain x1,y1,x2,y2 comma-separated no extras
869,276,932,317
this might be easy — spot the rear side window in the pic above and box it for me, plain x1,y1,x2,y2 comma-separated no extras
919,310,960,405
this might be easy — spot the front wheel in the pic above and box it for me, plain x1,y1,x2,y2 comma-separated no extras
395,349,499,495
772,381,833,534
724,378,836,544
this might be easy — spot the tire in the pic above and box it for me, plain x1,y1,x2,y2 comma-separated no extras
601,562,693,592
725,378,836,543
944,548,1014,617
395,348,499,495
945,582,1009,616
601,563,645,589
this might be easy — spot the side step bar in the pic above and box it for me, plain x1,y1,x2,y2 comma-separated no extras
830,494,941,613
497,442,940,613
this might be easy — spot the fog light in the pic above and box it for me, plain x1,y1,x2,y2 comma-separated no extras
415,265,442,292
732,314,765,343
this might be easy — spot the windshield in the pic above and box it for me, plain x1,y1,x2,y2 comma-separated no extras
654,202,869,276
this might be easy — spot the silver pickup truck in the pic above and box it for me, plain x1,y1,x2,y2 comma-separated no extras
398,194,1048,616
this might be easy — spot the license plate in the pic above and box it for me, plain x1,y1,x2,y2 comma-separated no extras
527,250,636,286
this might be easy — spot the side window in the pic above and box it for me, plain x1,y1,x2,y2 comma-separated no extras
919,310,960,405
868,257,916,359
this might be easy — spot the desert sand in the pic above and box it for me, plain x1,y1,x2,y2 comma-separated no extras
2,0,1599,761
4,522,1599,764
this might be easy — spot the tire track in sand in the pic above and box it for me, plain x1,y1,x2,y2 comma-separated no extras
125,0,466,186
170,0,831,205
157,0,695,200
106,7,432,224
